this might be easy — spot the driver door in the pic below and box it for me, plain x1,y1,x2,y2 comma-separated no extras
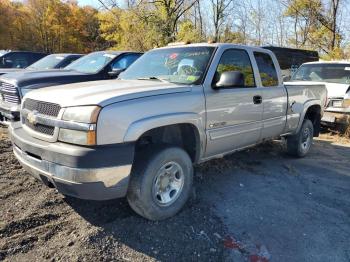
204,48,263,157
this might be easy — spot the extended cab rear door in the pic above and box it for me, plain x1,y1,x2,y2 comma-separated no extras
253,51,288,139
203,47,263,157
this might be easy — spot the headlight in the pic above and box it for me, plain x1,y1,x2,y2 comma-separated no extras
343,99,350,108
58,106,101,146
58,128,96,145
62,106,100,123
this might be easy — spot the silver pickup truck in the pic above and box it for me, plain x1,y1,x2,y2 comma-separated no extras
9,43,327,220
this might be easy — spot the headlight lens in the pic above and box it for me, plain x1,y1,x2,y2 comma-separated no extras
62,106,100,123
58,128,96,146
58,106,101,146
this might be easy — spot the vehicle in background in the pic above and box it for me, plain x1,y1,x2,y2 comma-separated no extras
9,43,326,220
0,53,83,76
0,51,143,124
291,61,350,131
0,50,47,70
263,46,319,79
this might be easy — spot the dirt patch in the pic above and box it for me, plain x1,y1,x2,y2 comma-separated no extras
1,127,349,261
0,128,226,261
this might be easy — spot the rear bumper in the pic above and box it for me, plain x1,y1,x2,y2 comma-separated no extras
9,124,135,200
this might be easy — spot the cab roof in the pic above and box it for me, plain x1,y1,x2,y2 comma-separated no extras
303,60,350,65
156,42,272,53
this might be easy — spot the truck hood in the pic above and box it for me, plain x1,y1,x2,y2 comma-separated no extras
24,79,191,107
0,69,92,88
302,81,350,98
323,82,350,98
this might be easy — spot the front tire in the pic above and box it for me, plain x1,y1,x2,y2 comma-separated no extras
286,119,314,157
127,146,193,220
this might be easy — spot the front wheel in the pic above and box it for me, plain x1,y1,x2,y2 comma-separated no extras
286,119,314,157
127,146,193,220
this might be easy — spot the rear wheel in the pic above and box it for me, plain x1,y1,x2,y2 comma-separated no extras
287,119,314,157
127,146,193,220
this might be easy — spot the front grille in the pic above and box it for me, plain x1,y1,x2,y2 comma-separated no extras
22,99,61,136
24,119,55,136
23,99,61,117
0,81,20,104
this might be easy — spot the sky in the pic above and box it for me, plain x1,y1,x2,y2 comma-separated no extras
77,0,101,8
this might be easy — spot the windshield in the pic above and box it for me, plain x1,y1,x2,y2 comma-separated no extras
27,54,65,70
65,52,117,74
120,46,215,85
292,63,350,84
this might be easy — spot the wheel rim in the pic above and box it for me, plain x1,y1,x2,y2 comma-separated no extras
301,127,311,152
152,161,185,207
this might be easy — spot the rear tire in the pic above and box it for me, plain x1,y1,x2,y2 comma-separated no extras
127,146,193,220
287,119,314,157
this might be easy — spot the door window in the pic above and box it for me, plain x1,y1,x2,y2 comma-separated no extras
112,54,142,70
3,53,30,68
214,49,256,87
254,52,279,87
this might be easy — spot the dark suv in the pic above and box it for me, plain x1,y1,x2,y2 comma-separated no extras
0,51,47,69
0,51,142,124
0,53,82,76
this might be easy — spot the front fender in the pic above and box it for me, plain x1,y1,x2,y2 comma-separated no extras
123,112,206,158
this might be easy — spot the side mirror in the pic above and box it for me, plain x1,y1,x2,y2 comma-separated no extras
283,75,291,82
214,71,245,89
108,68,125,78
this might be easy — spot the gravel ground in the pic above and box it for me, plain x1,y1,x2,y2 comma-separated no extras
0,127,349,262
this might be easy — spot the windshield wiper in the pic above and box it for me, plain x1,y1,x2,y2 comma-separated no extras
137,76,169,82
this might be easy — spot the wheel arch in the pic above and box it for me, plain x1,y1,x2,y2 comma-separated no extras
296,101,322,137
124,113,205,163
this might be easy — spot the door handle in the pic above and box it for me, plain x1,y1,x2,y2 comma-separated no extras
253,95,262,104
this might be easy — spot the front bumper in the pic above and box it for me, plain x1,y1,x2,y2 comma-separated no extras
9,124,135,200
0,100,20,125
321,109,350,126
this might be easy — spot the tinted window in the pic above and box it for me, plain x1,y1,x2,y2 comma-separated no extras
254,52,279,87
215,49,255,87
112,54,141,70
1,53,30,68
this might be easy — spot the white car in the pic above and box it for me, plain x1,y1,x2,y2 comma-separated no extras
292,61,350,130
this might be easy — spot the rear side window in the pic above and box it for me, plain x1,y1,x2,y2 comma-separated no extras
254,52,279,87
215,49,255,87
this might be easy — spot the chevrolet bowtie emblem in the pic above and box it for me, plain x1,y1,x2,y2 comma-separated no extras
27,110,38,125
